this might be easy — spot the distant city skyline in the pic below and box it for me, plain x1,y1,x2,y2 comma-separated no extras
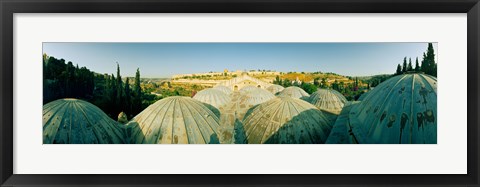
43,43,438,78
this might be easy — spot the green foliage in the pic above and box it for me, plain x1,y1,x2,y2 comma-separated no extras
421,43,437,77
133,68,142,115
124,77,131,116
300,82,317,94
44,55,150,120
393,43,436,77
407,58,413,71
364,74,392,88
402,57,407,73
43,56,95,104
415,57,420,72
395,64,402,75
320,78,328,88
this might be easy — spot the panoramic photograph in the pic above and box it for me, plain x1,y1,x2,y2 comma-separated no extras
42,43,437,144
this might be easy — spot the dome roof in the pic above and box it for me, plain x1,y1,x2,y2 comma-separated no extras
349,73,437,144
43,98,125,144
277,86,310,99
238,88,275,109
266,84,284,94
308,89,347,115
242,96,332,144
127,96,221,144
213,85,232,95
193,88,231,109
357,91,370,101
239,85,260,93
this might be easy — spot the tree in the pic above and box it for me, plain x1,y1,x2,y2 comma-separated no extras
109,73,117,115
426,43,436,76
402,57,407,73
283,79,292,87
415,57,420,72
396,64,402,75
313,77,320,86
274,75,282,85
116,63,125,113
124,77,131,117
421,52,427,72
301,82,317,94
133,68,142,114
407,58,413,71
420,43,436,76
321,78,328,88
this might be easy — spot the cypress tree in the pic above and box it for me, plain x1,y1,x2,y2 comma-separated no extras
124,77,131,117
407,58,413,71
396,64,402,75
425,43,436,76
133,68,142,114
110,73,117,115
421,52,427,73
116,63,124,112
415,57,420,72
402,57,407,73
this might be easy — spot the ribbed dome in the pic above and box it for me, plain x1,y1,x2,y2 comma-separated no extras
43,98,125,144
266,84,285,94
242,96,332,144
277,86,310,99
127,96,221,144
193,88,231,109
239,85,260,93
238,88,276,109
349,73,437,144
308,89,347,115
213,85,232,95
357,91,370,101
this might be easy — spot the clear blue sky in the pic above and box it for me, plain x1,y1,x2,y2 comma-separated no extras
43,43,438,78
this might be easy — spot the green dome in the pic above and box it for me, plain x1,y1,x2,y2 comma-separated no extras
43,98,125,144
357,91,370,101
239,85,260,93
238,88,276,110
308,89,347,115
127,96,221,144
242,96,332,144
213,85,233,95
277,86,310,99
193,88,231,109
349,73,437,144
266,84,284,94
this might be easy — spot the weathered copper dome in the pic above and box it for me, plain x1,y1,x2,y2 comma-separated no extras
239,85,260,93
242,96,332,144
127,96,221,144
308,89,347,115
266,84,285,94
277,86,310,99
43,98,125,144
327,73,437,144
237,87,276,109
213,85,233,95
193,88,231,109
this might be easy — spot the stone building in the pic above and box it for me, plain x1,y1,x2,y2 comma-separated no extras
215,74,273,91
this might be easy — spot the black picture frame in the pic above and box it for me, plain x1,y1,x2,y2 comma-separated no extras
1,0,479,186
